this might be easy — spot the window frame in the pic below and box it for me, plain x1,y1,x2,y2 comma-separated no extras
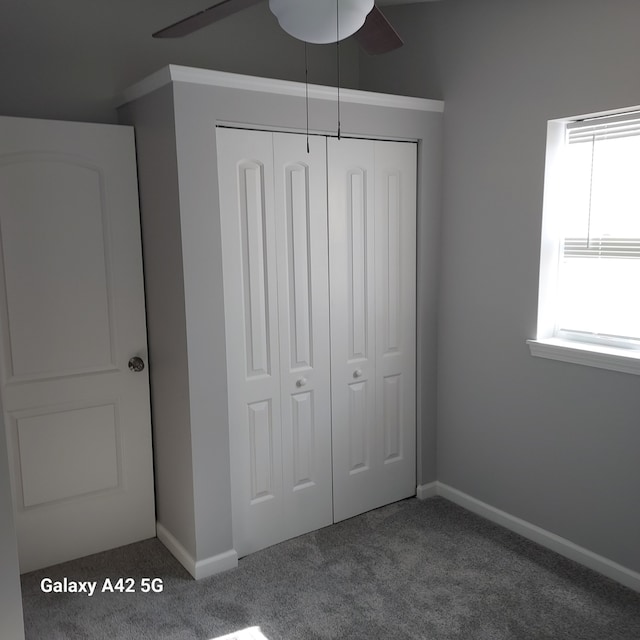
528,109,640,375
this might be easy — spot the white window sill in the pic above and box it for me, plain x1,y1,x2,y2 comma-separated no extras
527,338,640,375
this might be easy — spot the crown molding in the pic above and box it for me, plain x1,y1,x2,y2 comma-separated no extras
120,65,444,113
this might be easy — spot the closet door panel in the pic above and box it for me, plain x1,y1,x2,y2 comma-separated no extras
273,133,332,539
216,128,284,556
328,138,378,522
374,140,417,505
329,138,417,523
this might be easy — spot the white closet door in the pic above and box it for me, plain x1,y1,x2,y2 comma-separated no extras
217,128,284,556
328,137,417,522
328,138,378,522
217,129,332,557
273,132,332,541
373,140,417,509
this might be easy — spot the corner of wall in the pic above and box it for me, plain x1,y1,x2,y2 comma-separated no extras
157,522,238,580
416,482,640,593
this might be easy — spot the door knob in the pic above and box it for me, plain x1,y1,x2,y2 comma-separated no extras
296,377,308,387
353,369,363,378
128,356,145,373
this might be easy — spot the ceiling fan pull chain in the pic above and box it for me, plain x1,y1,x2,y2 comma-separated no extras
305,41,310,154
336,0,341,140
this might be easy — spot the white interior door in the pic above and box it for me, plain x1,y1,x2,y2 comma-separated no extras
217,128,284,557
328,138,378,522
373,140,417,510
220,129,417,553
217,128,333,557
0,116,156,573
328,137,417,522
272,132,333,542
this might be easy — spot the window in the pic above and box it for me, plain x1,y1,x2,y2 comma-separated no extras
529,109,640,374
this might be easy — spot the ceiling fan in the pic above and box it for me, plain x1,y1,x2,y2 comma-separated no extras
153,0,403,55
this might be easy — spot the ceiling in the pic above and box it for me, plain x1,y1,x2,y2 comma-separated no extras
0,0,440,123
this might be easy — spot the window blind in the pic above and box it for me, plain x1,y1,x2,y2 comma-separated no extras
563,237,640,259
563,111,640,261
567,111,640,143
557,110,640,341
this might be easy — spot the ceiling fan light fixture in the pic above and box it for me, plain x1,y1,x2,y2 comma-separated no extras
269,0,374,45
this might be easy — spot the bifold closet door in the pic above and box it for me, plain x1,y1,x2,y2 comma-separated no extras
216,128,332,557
328,137,417,523
272,132,332,542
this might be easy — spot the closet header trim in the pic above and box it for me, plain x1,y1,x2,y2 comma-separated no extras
120,65,444,114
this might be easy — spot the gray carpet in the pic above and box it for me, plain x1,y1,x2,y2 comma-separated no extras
20,497,640,640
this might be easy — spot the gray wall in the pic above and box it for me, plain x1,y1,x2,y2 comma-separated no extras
0,401,25,640
0,0,359,123
120,87,199,560
361,0,640,573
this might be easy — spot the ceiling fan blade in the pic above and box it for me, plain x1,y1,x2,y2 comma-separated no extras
153,0,264,38
354,5,403,55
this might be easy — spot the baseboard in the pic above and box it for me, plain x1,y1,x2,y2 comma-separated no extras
416,481,438,500
156,522,238,580
156,523,195,577
193,548,238,580
416,482,640,593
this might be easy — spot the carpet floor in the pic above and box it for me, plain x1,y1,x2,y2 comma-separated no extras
20,497,640,640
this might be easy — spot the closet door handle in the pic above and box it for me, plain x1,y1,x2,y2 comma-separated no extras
296,377,308,387
353,369,363,378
